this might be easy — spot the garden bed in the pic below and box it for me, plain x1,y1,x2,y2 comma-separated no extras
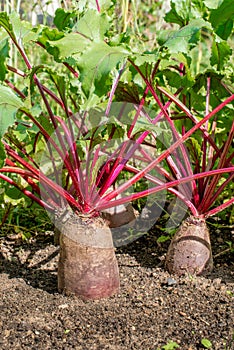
0,225,233,350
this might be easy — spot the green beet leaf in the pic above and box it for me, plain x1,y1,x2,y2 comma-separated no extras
133,52,159,67
164,0,204,27
210,0,234,41
46,32,89,61
162,340,180,350
54,8,77,31
77,42,129,97
0,142,5,167
49,72,67,109
74,9,109,41
0,85,24,137
115,82,140,104
0,85,24,167
38,27,64,47
211,39,232,71
163,19,211,54
161,69,194,89
215,18,233,40
4,186,26,206
209,0,234,33
164,0,191,26
0,32,9,81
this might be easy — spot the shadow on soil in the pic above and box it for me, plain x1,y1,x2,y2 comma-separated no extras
0,237,59,294
0,222,233,295
116,225,234,284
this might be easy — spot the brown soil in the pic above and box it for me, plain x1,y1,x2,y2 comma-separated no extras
0,224,233,350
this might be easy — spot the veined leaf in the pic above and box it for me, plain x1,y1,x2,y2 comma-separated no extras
49,72,67,109
132,116,168,136
74,9,109,41
163,19,211,54
0,85,24,137
77,42,129,96
115,82,140,104
162,69,194,89
185,137,202,163
47,33,89,61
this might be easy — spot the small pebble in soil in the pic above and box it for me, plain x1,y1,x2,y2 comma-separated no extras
58,304,69,309
167,277,177,286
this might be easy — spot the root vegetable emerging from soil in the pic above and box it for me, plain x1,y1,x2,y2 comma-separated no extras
56,211,120,300
165,216,213,276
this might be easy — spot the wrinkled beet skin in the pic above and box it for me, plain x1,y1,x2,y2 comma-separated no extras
56,213,120,300
58,234,120,300
165,216,213,276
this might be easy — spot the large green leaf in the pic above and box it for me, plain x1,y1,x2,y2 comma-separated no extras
215,18,233,40
74,9,109,41
191,71,233,114
211,39,232,70
163,19,211,54
209,0,234,31
46,9,110,62
47,33,89,61
164,0,203,26
161,69,194,89
77,42,129,96
0,85,24,137
49,71,67,110
115,82,140,104
54,8,77,31
133,52,159,66
209,0,234,41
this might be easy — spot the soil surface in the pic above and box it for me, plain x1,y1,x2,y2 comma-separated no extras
0,222,233,350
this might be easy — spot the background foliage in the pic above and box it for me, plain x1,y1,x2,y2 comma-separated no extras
0,0,233,240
